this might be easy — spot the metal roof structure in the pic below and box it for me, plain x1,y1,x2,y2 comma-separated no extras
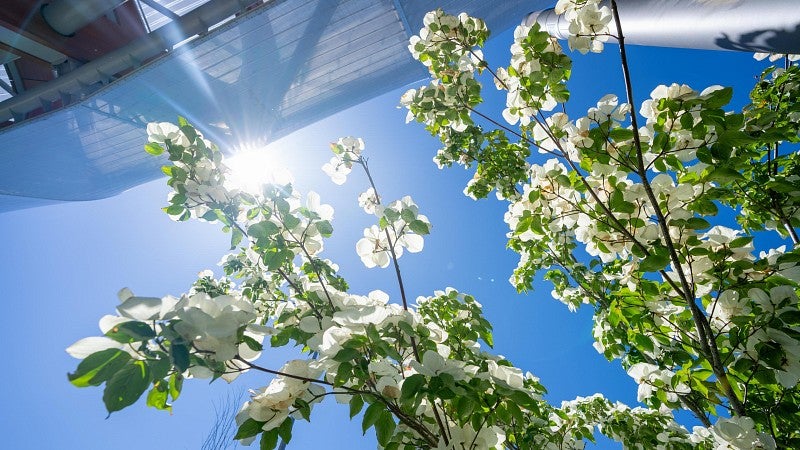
0,0,544,211
3,0,797,212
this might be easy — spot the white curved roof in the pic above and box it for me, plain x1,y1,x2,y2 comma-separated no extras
0,0,544,211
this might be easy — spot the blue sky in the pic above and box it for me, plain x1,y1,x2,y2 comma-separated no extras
0,18,772,450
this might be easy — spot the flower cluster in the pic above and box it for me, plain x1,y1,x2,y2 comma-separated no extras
68,9,800,450
146,120,230,220
322,137,364,185
355,195,430,268
404,8,800,448
358,187,379,214
497,22,569,126
401,9,490,134
554,0,613,54
236,359,325,442
754,52,799,62
709,416,776,450
169,292,256,362
626,362,690,404
408,9,488,75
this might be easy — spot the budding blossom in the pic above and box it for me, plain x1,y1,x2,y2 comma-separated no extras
587,94,630,125
402,10,487,133
400,77,475,132
411,350,474,382
638,84,725,162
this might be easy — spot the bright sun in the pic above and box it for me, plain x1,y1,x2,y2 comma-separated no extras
224,144,294,193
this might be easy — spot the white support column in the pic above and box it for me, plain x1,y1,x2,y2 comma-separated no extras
525,0,800,54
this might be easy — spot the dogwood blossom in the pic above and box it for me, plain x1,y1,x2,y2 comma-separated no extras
146,122,190,147
169,293,256,362
356,225,394,268
555,0,612,54
710,416,776,450
238,360,325,435
358,187,380,214
322,137,365,185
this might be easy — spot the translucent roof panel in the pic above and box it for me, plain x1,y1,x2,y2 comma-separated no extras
138,0,212,32
0,66,12,103
0,0,547,212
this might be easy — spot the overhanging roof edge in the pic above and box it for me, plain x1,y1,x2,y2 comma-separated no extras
0,0,267,125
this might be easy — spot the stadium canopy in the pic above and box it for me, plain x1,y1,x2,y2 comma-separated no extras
0,0,545,212
0,0,797,212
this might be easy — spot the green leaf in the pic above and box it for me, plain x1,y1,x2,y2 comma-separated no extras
375,411,396,446
640,253,670,272
633,334,654,353
262,249,293,271
103,360,152,414
169,373,183,401
349,394,364,418
201,209,219,222
231,228,243,249
260,429,279,450
170,342,190,373
68,348,131,387
316,220,334,236
241,334,263,352
509,390,539,411
730,236,754,248
180,125,197,143
454,396,475,420
703,87,733,109
146,382,170,411
235,418,266,440
164,204,185,216
707,167,745,184
608,128,634,142
248,221,279,239
116,321,156,341
409,219,431,235
692,198,718,215
609,189,635,214
401,374,426,400
277,417,293,443
333,347,361,363
686,217,711,230
361,402,383,434
717,131,754,147
481,329,494,347
145,142,164,156
147,357,171,381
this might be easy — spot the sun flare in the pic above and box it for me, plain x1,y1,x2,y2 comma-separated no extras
224,144,294,193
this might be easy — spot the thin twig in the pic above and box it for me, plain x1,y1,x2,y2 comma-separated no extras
609,0,745,416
